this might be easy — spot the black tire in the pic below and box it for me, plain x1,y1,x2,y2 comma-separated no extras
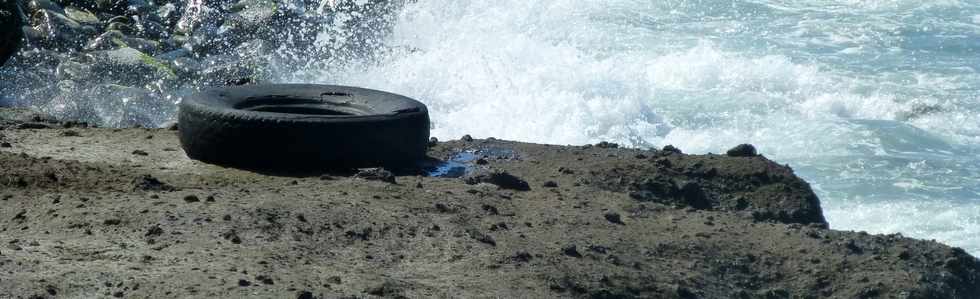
178,84,430,170
0,1,25,66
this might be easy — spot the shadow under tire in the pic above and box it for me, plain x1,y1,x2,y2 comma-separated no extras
178,84,430,170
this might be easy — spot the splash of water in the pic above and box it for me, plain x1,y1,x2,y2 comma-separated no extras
284,0,980,254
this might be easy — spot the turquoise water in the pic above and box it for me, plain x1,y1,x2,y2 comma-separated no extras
290,1,980,254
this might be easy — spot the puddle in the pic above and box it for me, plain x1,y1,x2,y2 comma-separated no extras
423,147,519,178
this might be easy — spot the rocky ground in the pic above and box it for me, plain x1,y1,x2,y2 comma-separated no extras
1,108,979,298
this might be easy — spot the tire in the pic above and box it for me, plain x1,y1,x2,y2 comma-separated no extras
0,1,25,66
178,84,430,170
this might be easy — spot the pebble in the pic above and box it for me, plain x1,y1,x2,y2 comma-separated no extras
562,244,582,258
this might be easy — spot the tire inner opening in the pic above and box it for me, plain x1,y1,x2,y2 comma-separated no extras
237,97,370,116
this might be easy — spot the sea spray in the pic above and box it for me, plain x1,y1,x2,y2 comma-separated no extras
287,0,980,254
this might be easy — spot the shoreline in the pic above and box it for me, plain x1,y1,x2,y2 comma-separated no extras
1,107,978,298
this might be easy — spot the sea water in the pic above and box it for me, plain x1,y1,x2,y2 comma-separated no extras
286,0,980,254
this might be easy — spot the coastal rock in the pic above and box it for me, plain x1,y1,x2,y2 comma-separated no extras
726,143,758,157
463,168,531,191
27,0,65,15
85,47,177,86
63,6,99,26
0,124,977,298
31,9,97,50
84,30,127,51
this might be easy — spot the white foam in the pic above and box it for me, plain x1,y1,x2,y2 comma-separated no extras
825,199,980,254
285,0,980,255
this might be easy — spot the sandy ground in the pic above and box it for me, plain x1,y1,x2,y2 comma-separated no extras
0,108,978,298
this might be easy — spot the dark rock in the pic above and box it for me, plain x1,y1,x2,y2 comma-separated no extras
463,169,531,191
628,175,679,202
366,281,405,298
469,229,496,246
511,251,533,263
662,145,682,154
845,239,863,254
345,228,372,241
596,141,619,148
32,9,96,50
45,285,57,296
678,181,711,210
727,144,758,157
183,195,199,203
428,137,438,147
296,291,316,299
132,149,148,156
144,225,163,237
222,230,242,244
562,245,582,258
543,181,558,188
354,168,396,184
237,279,251,287
604,212,624,225
461,134,473,142
434,203,452,213
255,275,274,285
133,175,176,191
27,0,65,15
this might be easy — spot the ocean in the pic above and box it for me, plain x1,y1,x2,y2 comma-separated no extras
287,0,980,254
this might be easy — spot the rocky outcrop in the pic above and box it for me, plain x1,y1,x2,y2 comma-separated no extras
0,121,978,298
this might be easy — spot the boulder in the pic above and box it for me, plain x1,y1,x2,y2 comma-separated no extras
84,30,128,51
63,6,99,26
27,0,64,15
84,47,177,87
31,9,97,50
